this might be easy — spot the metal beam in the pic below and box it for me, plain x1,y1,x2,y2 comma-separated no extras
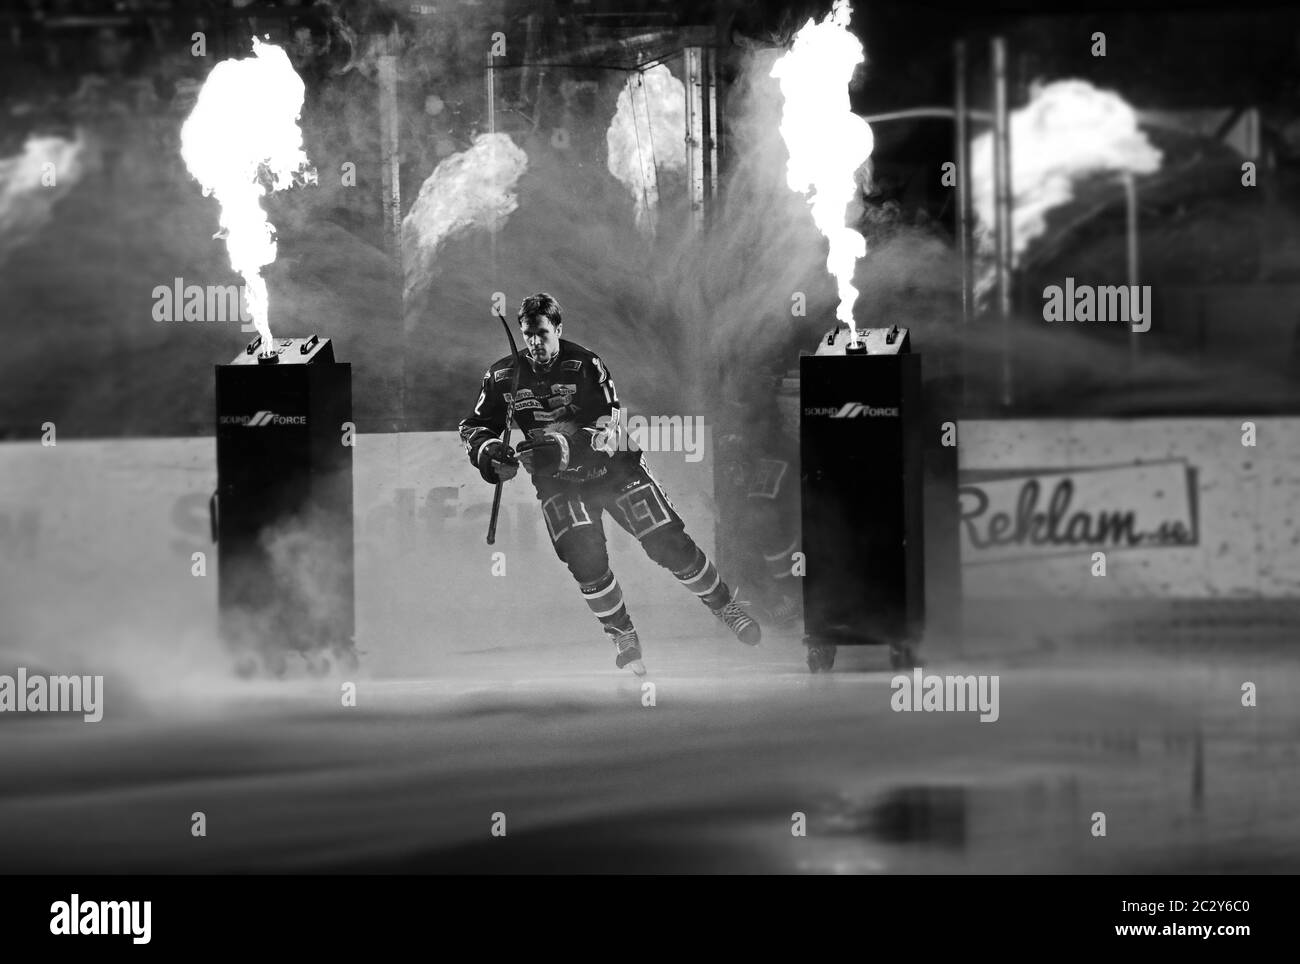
628,72,661,237
706,47,719,218
861,106,994,124
378,43,401,265
955,41,972,330
992,36,1013,408
684,46,705,230
955,40,972,407
486,50,499,275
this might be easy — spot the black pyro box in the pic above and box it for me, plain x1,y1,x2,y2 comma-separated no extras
213,336,354,674
799,327,925,669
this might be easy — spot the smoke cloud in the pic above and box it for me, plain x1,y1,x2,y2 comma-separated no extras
970,79,1163,300
0,133,86,271
605,65,686,233
401,132,528,301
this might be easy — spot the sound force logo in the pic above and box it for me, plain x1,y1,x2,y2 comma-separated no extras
218,411,308,427
804,403,900,418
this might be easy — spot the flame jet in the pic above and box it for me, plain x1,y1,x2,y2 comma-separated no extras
771,0,873,339
181,37,317,349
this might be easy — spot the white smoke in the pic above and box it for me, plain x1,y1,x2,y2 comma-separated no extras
0,133,86,270
605,65,686,233
971,78,1163,299
401,132,529,300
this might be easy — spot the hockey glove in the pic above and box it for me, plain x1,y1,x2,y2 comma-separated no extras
480,440,519,483
516,434,569,477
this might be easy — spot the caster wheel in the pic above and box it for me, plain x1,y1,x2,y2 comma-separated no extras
334,647,360,673
807,643,836,673
306,655,331,677
233,655,258,679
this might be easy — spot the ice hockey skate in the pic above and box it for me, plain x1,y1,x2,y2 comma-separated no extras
712,597,762,645
613,629,646,676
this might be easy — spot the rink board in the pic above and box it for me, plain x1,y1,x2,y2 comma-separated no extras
957,419,1299,599
1,419,1297,668
0,432,719,673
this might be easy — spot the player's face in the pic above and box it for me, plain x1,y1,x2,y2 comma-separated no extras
520,317,562,365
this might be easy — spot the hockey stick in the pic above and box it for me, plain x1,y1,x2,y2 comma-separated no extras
486,311,521,545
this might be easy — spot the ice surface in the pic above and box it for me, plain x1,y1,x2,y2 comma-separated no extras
1,624,1295,873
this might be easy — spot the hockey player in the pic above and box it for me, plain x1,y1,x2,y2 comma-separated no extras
458,293,761,674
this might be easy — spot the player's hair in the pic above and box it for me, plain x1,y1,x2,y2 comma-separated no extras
518,292,562,328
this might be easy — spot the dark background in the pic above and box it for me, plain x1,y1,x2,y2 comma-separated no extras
3,0,1300,439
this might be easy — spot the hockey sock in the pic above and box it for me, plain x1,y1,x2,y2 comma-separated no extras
581,570,635,638
672,548,730,611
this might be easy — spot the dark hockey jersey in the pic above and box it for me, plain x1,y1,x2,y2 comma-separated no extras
458,338,643,486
